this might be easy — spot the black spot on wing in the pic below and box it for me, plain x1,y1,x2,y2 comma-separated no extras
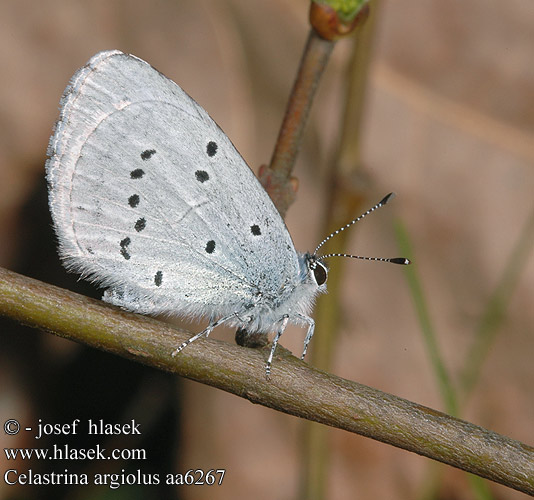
120,237,131,260
128,194,140,208
205,240,216,254
206,141,217,157
141,149,156,160
195,170,209,183
130,169,144,179
134,218,146,232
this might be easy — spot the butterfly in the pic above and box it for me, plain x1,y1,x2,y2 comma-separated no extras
47,50,409,377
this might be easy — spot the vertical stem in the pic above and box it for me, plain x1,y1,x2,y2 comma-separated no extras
460,205,534,397
299,5,379,500
260,30,335,217
395,221,459,417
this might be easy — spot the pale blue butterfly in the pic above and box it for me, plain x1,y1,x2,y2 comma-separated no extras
46,50,409,377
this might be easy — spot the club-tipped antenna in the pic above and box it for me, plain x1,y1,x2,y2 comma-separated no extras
313,193,411,265
316,253,410,265
314,192,396,254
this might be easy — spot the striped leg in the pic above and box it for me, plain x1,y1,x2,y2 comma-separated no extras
171,314,236,357
265,315,290,379
297,314,315,360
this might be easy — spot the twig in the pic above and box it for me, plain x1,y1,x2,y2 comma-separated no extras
259,2,370,218
258,28,334,217
0,267,533,495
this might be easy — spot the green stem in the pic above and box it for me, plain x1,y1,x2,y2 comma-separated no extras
395,221,459,417
460,205,534,397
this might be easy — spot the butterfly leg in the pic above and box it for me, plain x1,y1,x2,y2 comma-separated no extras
265,315,290,379
297,314,315,360
171,314,235,357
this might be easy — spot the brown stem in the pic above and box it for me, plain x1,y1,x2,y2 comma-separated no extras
259,29,335,217
0,267,533,495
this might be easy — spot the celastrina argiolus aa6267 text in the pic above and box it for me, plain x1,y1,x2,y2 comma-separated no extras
46,50,409,377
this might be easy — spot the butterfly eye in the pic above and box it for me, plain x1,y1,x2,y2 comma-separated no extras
312,261,328,286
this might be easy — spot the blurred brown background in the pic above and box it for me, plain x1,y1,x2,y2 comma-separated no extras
0,0,532,499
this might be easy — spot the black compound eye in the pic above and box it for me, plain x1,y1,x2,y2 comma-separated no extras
312,261,328,286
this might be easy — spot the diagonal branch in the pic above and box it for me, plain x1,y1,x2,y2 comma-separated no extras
0,266,533,495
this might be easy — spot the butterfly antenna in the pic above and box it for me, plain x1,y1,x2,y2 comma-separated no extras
314,192,396,254
317,253,410,265
314,193,410,265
